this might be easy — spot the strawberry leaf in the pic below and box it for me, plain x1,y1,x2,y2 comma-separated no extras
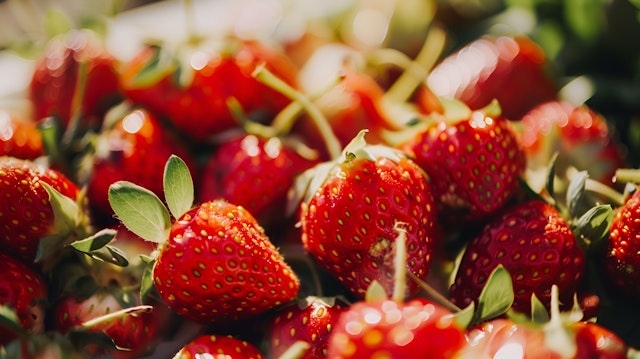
530,293,551,323
108,181,171,244
70,228,129,266
0,305,24,335
567,171,588,219
163,155,194,220
140,260,156,303
546,152,560,206
40,181,80,235
453,303,475,329
440,97,472,123
573,204,613,247
473,265,514,324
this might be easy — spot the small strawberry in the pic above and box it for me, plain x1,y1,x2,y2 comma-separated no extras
0,110,43,160
120,37,298,143
86,106,197,222
268,296,348,359
400,100,526,224
427,35,557,120
449,199,585,314
109,155,300,324
0,157,89,265
172,334,265,359
291,131,440,299
0,251,48,346
198,133,318,229
29,29,122,131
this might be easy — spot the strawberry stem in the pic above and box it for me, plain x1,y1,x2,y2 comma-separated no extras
392,222,408,303
585,178,626,206
79,305,153,330
276,340,311,359
252,65,342,159
614,168,640,185
407,271,461,313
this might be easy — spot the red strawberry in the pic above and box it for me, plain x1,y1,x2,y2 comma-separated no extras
120,38,298,143
0,251,48,345
400,100,526,224
449,200,585,314
326,296,466,358
172,334,265,359
518,100,626,185
54,289,156,359
86,106,197,222
29,29,122,131
426,35,557,120
0,110,43,160
198,133,318,228
268,296,348,359
0,157,88,264
293,131,440,298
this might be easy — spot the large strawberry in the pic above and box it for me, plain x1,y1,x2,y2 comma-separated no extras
449,199,585,314
400,100,526,224
86,106,197,222
0,251,48,346
29,29,122,131
0,110,43,160
108,155,300,324
0,157,89,265
291,131,440,299
426,35,557,120
172,334,265,359
268,296,348,359
120,37,298,143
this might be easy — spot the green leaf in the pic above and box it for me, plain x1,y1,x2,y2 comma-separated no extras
108,181,171,244
531,293,550,323
477,99,502,118
43,8,72,40
365,280,389,301
567,171,588,219
453,302,475,329
40,181,80,235
440,97,472,123
546,152,560,205
140,261,156,304
163,155,194,220
474,265,514,324
573,204,613,247
0,305,24,335
71,229,117,252
563,0,605,42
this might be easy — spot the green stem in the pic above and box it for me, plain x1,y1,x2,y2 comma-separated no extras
276,341,311,359
585,178,626,206
79,305,153,330
253,65,342,159
407,271,461,312
392,223,408,303
614,168,640,184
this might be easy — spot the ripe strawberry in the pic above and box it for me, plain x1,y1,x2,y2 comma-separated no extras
86,107,196,222
518,100,626,185
293,131,440,298
29,29,122,131
54,289,156,359
0,157,87,264
0,251,48,345
604,188,640,298
400,100,526,224
198,133,318,228
427,35,557,120
172,334,265,359
326,297,466,358
449,200,585,314
120,38,298,143
268,296,348,359
0,110,43,160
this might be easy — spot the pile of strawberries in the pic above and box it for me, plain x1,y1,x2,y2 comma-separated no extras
2,1,640,358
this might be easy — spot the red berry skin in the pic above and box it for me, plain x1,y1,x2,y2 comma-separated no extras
152,200,300,324
29,29,122,129
571,321,628,359
402,112,526,224
326,298,466,359
450,200,585,314
0,251,47,345
604,189,640,298
268,296,348,359
0,157,81,263
87,107,196,221
427,35,557,120
120,39,298,143
301,156,439,299
0,110,43,160
173,334,265,359
198,134,318,228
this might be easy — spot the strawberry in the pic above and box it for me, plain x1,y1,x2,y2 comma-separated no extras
108,155,300,324
120,38,298,143
172,334,265,359
518,100,626,186
326,296,465,358
197,133,318,229
426,35,557,120
0,157,88,265
0,110,43,160
292,131,440,299
0,251,48,345
28,29,122,131
449,199,585,314
268,296,348,359
400,100,526,224
86,106,197,222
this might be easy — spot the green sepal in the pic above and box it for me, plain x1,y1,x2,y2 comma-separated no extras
131,45,176,88
364,280,389,302
477,98,503,118
439,97,472,124
566,170,588,219
108,181,171,244
472,265,514,325
140,260,156,304
453,302,475,329
572,204,613,249
546,152,560,207
70,229,129,267
163,155,194,220
530,293,551,324
0,305,24,336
